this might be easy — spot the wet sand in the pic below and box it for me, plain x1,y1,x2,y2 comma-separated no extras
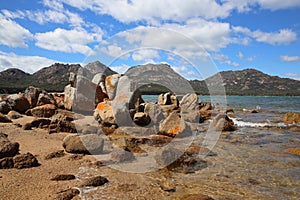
0,121,299,200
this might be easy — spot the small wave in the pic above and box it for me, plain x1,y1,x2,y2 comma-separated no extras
232,118,298,128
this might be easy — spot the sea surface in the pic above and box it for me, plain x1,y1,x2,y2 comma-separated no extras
142,95,300,199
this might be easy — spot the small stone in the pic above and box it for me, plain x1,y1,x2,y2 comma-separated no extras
7,110,22,119
44,150,65,160
0,113,12,123
54,188,80,200
0,157,14,169
159,178,176,192
13,152,39,169
51,174,76,181
181,194,215,200
81,176,108,187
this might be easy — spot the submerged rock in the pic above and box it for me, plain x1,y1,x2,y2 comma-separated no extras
282,112,300,124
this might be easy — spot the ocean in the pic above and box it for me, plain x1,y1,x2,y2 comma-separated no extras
142,95,300,199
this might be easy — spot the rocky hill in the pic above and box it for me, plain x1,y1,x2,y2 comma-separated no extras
190,68,300,96
1,63,299,96
0,63,81,93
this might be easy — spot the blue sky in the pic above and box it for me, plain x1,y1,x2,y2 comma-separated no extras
0,0,299,80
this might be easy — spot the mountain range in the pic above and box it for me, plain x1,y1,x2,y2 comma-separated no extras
0,62,299,96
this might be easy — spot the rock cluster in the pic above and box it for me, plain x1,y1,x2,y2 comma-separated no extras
0,133,39,169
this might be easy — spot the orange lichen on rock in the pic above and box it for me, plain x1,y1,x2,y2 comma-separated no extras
166,125,184,137
96,101,112,111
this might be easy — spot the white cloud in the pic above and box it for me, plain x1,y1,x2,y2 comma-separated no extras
280,55,300,62
131,49,160,62
1,9,84,27
59,0,232,23
253,29,297,45
35,28,102,55
233,26,297,45
237,51,255,61
110,64,131,74
213,53,240,67
0,15,33,48
256,0,300,10
0,51,59,73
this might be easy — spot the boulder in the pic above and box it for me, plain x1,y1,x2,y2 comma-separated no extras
160,104,179,116
62,134,104,154
94,100,116,125
158,92,178,106
64,84,76,111
212,113,236,131
36,91,56,106
13,152,39,169
7,110,22,119
73,75,98,112
180,94,200,123
6,94,30,113
24,86,42,108
0,134,19,158
0,101,12,114
105,74,121,100
282,112,300,124
49,111,77,133
199,102,213,120
29,104,57,118
159,112,191,137
52,93,65,109
23,118,51,130
69,72,77,87
133,112,151,126
95,84,109,105
0,113,12,123
144,102,165,129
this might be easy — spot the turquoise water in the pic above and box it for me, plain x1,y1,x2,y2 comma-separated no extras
143,95,300,113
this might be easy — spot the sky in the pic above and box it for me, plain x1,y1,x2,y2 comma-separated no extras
0,0,300,80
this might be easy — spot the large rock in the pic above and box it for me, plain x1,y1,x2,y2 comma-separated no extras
212,113,235,131
144,102,165,128
180,93,199,123
13,152,39,169
159,112,191,137
0,133,19,159
6,94,30,113
0,113,12,123
48,111,77,133
7,110,22,119
133,112,151,126
52,93,65,109
36,91,56,106
64,84,76,110
73,75,98,112
94,100,116,125
105,74,121,100
63,134,104,154
158,92,178,106
282,112,300,124
29,104,57,118
24,86,42,108
0,101,12,114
